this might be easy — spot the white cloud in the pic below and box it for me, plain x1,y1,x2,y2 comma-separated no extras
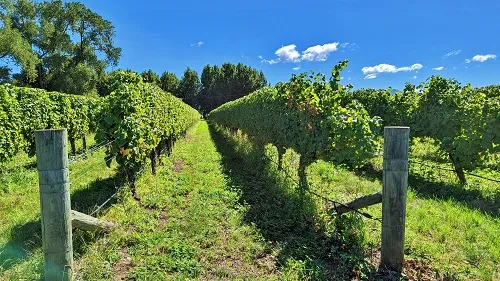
262,59,279,65
472,54,496,62
190,41,204,47
463,54,497,64
444,50,461,57
348,77,351,81
339,42,359,52
293,66,300,71
362,64,396,74
413,76,417,79
260,42,342,64
364,74,377,79
301,43,339,61
396,64,424,72
361,63,422,75
275,44,301,62
259,55,279,65
340,76,344,80
432,66,445,71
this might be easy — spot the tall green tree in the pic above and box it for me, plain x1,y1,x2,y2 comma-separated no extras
0,0,121,95
199,62,267,114
199,65,219,114
141,69,160,85
179,67,200,109
159,71,180,96
0,2,39,82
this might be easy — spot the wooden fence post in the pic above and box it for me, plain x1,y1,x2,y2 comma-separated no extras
380,126,410,273
35,129,73,281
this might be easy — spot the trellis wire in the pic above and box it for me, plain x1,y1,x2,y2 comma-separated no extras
262,153,382,223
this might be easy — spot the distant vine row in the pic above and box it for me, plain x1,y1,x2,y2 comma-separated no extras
0,84,100,161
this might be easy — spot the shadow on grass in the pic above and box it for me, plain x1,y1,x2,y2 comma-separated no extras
71,175,121,215
0,220,41,272
408,174,499,218
354,163,499,218
0,174,120,273
208,123,379,280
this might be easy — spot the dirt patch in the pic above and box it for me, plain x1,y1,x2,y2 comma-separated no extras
368,249,450,281
199,225,278,280
186,136,194,142
158,208,167,227
254,251,278,273
173,159,186,173
111,249,134,281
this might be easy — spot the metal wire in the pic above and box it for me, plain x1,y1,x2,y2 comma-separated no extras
408,159,500,183
89,185,124,216
88,167,145,216
69,139,115,166
368,152,500,183
262,154,382,223
70,154,115,184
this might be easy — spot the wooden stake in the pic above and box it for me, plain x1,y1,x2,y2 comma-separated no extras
380,126,410,273
35,129,73,281
334,191,382,215
71,210,115,232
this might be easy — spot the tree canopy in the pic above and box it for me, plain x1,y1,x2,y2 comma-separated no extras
0,0,121,95
141,69,160,85
199,62,267,114
159,71,180,96
179,67,200,109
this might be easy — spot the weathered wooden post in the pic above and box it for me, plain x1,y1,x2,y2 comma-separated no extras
35,129,73,281
380,126,410,273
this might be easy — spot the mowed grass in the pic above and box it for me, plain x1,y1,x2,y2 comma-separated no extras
1,122,499,280
75,121,283,280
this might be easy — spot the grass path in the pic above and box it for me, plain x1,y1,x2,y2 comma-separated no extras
76,121,284,280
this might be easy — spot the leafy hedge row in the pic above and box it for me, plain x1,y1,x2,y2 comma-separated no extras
208,61,380,185
0,84,101,162
347,78,500,183
95,71,200,187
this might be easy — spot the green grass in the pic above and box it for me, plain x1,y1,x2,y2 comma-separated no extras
1,122,498,280
75,121,284,280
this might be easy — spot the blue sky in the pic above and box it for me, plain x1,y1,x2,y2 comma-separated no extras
79,0,499,89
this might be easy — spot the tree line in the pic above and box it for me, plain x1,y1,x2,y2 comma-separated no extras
137,63,267,115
